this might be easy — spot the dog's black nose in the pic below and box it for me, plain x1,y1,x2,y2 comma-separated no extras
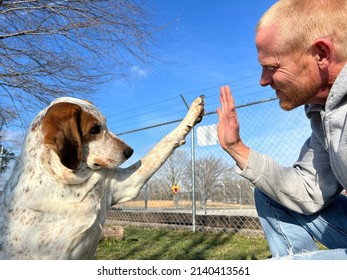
124,147,134,159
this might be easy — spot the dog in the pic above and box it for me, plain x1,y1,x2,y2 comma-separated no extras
0,95,204,259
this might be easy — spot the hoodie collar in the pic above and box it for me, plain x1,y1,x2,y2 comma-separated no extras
305,63,347,117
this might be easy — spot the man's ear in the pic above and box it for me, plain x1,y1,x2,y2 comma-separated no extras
312,39,335,69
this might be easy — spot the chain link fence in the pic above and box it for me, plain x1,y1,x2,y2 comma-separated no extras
107,97,312,235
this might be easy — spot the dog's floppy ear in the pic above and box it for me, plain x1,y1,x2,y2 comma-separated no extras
42,102,83,170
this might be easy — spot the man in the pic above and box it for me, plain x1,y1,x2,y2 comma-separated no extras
217,0,347,259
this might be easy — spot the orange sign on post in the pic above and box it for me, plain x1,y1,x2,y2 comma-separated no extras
171,184,180,194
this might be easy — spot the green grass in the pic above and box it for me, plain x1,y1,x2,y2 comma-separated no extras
95,226,271,260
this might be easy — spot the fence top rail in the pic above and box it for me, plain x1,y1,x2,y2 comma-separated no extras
116,97,278,136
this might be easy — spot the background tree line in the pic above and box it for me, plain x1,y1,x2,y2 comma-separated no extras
136,150,255,210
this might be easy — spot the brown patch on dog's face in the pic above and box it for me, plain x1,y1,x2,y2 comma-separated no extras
42,103,83,170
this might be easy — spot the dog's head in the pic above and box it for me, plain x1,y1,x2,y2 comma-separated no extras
41,98,133,170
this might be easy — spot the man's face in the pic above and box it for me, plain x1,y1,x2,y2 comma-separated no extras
255,25,322,111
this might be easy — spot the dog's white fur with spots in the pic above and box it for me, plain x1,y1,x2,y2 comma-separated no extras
0,96,204,259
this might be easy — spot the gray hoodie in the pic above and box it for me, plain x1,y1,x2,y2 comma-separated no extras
236,64,347,215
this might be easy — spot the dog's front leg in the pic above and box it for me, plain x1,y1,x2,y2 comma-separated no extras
109,96,205,205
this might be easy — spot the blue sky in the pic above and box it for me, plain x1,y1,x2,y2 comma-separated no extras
93,0,279,134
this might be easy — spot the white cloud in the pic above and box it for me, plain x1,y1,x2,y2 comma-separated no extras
130,65,149,80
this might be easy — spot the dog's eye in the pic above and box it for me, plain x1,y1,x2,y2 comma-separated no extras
89,124,101,135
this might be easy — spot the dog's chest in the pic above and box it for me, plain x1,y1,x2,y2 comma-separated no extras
3,173,109,259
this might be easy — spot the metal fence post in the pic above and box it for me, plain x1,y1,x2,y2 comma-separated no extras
144,183,148,210
191,125,196,232
180,94,197,232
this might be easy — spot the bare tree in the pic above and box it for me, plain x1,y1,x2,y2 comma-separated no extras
151,150,190,207
0,144,15,174
0,107,16,132
146,177,172,201
189,155,231,211
0,0,162,124
153,150,190,190
0,107,17,166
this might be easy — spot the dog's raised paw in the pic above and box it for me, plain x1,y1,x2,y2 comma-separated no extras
184,95,205,128
199,94,206,106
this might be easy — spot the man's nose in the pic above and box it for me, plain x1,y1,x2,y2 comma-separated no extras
260,70,273,87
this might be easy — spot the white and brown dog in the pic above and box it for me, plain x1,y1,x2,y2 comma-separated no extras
0,96,204,259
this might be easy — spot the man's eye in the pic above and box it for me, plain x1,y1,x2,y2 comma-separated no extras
265,65,276,72
89,124,101,135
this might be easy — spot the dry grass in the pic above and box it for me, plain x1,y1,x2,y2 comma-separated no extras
115,200,249,209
